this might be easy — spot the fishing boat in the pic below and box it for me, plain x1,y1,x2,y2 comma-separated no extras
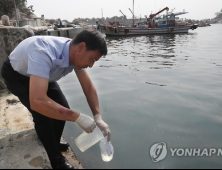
99,2,198,36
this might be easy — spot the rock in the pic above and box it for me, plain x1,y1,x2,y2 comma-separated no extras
210,13,222,24
0,27,33,90
0,130,51,169
6,99,19,105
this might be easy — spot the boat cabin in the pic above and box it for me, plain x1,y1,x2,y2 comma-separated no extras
155,14,176,28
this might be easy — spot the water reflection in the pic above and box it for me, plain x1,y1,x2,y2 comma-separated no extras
105,34,181,71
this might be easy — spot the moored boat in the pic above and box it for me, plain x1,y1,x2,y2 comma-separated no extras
99,6,198,36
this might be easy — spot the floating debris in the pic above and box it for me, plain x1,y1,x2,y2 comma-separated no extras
99,65,114,68
117,64,128,67
213,63,222,67
150,67,171,69
146,82,167,87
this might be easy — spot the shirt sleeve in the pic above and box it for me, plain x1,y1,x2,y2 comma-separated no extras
27,49,53,79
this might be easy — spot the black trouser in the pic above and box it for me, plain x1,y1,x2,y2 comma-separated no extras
1,58,70,169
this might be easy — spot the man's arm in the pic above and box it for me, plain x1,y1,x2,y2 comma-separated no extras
76,70,111,140
75,70,100,116
29,75,80,122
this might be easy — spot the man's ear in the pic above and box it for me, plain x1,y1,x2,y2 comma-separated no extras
77,42,86,53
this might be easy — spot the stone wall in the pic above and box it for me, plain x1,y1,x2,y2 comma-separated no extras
0,27,33,90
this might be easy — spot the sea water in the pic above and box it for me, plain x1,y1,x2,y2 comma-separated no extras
61,24,222,169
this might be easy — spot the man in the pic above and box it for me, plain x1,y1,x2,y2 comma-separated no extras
1,29,111,169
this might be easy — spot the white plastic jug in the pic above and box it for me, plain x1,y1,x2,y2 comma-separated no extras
75,126,104,152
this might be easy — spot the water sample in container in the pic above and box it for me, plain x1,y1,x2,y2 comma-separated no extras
99,136,114,162
75,126,104,152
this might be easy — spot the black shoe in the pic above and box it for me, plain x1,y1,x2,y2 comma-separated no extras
56,160,74,169
52,156,74,169
60,141,69,152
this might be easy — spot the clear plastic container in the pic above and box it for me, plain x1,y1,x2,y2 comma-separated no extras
75,126,104,152
99,137,114,162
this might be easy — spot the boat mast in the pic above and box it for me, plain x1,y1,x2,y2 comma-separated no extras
13,0,18,26
133,0,135,26
101,8,104,24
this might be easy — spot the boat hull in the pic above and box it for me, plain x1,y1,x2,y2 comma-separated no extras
99,25,196,36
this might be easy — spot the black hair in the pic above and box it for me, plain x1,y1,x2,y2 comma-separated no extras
72,29,107,56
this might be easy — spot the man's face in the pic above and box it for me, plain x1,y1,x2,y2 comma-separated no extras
70,42,102,70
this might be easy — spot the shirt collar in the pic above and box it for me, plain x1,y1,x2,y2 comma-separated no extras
60,40,71,68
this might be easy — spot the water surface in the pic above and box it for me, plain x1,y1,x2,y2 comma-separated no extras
60,24,222,169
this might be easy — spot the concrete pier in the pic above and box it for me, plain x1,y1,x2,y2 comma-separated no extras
39,26,94,38
0,92,51,169
0,91,84,169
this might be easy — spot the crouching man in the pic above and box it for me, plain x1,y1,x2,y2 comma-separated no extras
1,29,111,169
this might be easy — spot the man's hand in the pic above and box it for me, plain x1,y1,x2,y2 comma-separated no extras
94,114,111,141
75,113,97,133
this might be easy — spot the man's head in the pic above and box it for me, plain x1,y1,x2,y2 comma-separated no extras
69,29,107,70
